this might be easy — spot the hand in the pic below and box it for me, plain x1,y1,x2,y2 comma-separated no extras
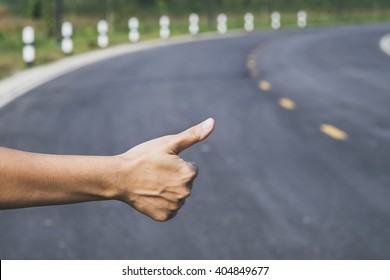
115,118,215,222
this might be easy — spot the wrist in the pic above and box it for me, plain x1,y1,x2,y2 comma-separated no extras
110,154,139,205
97,156,124,201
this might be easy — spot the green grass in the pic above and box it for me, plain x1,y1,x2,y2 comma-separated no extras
0,10,389,80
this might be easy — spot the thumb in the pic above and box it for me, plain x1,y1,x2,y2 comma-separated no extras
169,118,215,154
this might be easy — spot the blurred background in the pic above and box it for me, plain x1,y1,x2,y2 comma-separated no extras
1,0,390,79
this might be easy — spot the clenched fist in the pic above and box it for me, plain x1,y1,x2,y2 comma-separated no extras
115,118,215,221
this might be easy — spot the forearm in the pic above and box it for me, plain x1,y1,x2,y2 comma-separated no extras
0,147,118,209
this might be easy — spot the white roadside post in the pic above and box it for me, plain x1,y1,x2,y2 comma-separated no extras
128,17,140,43
22,26,35,66
244,12,254,32
217,13,227,34
189,13,199,35
97,20,109,48
159,15,170,39
61,22,73,55
271,11,281,30
297,10,307,28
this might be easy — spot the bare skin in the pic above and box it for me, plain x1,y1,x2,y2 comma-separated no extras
0,118,215,222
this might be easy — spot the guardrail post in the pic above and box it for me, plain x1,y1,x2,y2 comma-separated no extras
189,13,200,35
97,20,109,48
244,13,254,32
160,16,170,39
129,17,140,43
61,22,73,54
22,26,35,66
217,14,227,34
271,11,281,30
298,11,307,28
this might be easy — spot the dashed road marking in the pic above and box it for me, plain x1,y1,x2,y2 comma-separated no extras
278,98,296,110
258,80,271,91
247,43,271,79
246,59,256,69
320,124,348,140
250,69,258,77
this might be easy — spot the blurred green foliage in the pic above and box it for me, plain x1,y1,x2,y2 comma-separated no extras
0,0,389,79
1,0,390,18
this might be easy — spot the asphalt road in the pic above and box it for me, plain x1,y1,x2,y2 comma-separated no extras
1,24,390,259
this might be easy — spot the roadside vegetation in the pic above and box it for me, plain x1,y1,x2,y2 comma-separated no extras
0,0,389,80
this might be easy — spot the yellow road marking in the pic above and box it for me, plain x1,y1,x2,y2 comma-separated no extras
320,124,348,140
278,98,296,110
250,69,258,77
258,80,271,91
246,59,256,69
248,54,256,61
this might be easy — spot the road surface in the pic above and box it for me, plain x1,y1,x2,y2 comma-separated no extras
1,24,390,259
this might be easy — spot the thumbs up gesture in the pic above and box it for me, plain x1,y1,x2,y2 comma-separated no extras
115,118,215,222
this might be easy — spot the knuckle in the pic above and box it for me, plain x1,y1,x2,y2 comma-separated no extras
188,163,198,175
181,163,198,180
178,187,191,199
184,188,192,198
152,204,181,222
153,212,170,222
168,201,180,211
189,168,198,179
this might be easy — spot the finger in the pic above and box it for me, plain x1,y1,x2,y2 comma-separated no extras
187,161,198,174
168,118,215,154
187,181,194,191
186,162,198,187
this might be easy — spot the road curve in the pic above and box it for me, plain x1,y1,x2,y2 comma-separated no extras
0,23,390,259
